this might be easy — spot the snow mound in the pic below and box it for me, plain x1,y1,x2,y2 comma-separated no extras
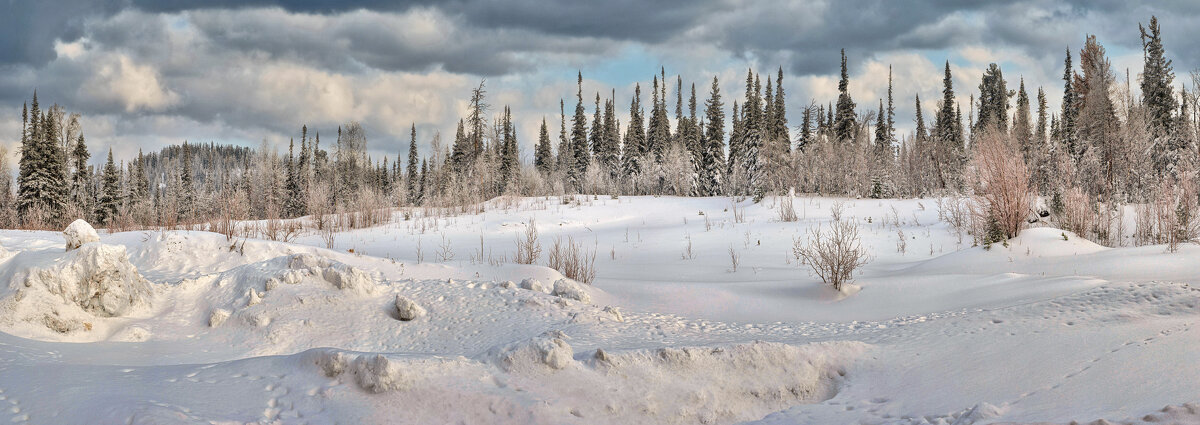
63,219,100,251
287,253,378,293
487,330,574,373
581,341,868,424
312,350,411,393
519,278,548,293
1008,227,1107,256
551,278,591,304
394,295,426,321
0,243,153,336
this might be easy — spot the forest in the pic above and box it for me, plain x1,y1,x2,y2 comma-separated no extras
2,17,1195,249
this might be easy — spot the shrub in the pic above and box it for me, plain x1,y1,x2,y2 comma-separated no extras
793,220,871,292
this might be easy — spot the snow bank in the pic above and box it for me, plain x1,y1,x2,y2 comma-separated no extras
394,295,425,321
487,330,574,373
551,278,591,304
0,242,153,336
63,219,100,251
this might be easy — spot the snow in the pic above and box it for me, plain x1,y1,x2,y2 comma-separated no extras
0,196,1198,424
62,219,99,251
552,278,592,303
393,295,425,321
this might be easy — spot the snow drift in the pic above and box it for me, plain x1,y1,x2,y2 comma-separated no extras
0,241,153,336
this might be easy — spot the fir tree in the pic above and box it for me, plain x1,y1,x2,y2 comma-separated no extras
535,118,553,177
70,132,91,218
975,63,1010,134
96,148,121,225
406,124,419,205
700,76,724,195
285,138,304,216
833,49,857,142
1140,16,1176,137
1061,48,1080,156
569,72,589,191
180,141,194,219
623,84,646,179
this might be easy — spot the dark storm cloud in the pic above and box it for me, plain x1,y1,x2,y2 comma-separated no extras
0,0,124,65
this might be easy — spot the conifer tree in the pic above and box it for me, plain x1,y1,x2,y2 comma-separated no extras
70,132,91,218
569,72,589,191
931,61,963,189
285,138,304,216
1061,49,1080,156
401,125,417,204
1014,79,1033,160
180,141,194,219
833,49,858,142
96,148,120,225
623,84,646,179
535,118,553,177
1140,16,1176,137
975,63,1009,134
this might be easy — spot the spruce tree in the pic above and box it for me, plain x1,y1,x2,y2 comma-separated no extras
701,76,726,196
833,49,857,142
535,118,553,177
623,84,646,179
569,72,589,191
405,125,419,205
1014,79,1032,161
70,132,91,218
931,61,963,189
1140,16,1176,137
96,148,121,225
180,141,194,219
1061,49,1080,156
285,138,304,216
975,63,1009,134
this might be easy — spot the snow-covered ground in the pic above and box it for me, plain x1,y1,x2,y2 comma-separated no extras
0,196,1198,424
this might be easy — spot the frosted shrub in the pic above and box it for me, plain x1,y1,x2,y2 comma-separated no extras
514,218,541,265
546,236,597,284
1055,187,1094,239
969,129,1031,244
793,221,871,292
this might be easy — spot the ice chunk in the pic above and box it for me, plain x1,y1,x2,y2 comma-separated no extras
208,308,230,327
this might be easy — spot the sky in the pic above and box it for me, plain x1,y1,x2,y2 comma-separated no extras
2,0,1200,166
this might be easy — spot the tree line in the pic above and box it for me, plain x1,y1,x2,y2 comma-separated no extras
3,16,1196,246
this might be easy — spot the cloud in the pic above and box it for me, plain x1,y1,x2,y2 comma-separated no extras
4,0,1200,167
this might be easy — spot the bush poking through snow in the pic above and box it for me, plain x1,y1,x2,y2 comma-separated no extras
519,278,547,293
551,279,591,304
394,295,426,321
63,219,100,251
969,129,1032,243
793,221,871,292
546,236,597,284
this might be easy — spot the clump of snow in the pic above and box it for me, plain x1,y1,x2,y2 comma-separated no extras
603,306,624,322
394,295,425,321
312,350,410,393
351,354,410,393
247,288,263,306
499,280,516,289
63,219,100,251
208,308,230,327
488,330,574,373
519,278,548,293
287,254,378,293
551,278,591,304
